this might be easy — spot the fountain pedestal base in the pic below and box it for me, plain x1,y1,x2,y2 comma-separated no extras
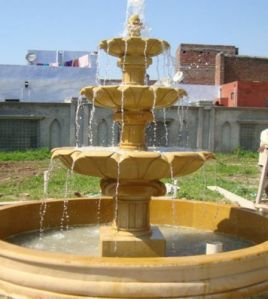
100,226,166,257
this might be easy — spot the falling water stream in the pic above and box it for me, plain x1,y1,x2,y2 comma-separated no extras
144,39,149,85
161,42,167,79
75,95,84,147
40,159,55,238
156,55,160,82
88,89,97,145
95,46,101,86
103,43,111,86
60,160,75,231
111,121,117,146
163,108,168,147
151,87,157,147
176,96,190,148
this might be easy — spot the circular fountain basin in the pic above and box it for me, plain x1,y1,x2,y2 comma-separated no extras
80,85,186,111
51,147,213,179
8,224,254,257
0,198,267,298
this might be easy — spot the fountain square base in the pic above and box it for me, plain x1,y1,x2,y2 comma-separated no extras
100,226,166,257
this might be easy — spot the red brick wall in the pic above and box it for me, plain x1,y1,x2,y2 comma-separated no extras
215,53,225,85
176,44,238,85
219,81,268,107
237,81,268,107
219,82,238,107
216,55,268,84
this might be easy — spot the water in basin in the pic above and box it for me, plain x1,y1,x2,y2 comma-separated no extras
7,224,254,257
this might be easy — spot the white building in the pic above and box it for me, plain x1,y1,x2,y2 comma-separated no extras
0,50,98,103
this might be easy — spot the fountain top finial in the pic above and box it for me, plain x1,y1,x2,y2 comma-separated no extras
127,14,144,37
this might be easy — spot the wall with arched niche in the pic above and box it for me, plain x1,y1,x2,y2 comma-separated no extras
97,119,108,146
49,119,61,149
221,121,231,152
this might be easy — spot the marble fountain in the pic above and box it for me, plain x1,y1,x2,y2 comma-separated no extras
0,14,268,299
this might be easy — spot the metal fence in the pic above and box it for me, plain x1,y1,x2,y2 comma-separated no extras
0,119,39,151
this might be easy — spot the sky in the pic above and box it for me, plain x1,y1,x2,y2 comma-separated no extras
0,0,268,67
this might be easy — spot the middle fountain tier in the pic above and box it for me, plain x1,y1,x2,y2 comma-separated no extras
52,15,213,257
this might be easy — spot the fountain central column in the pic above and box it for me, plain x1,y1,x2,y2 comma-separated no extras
79,15,173,257
97,16,167,256
114,111,152,150
101,179,165,234
100,179,166,257
119,55,152,86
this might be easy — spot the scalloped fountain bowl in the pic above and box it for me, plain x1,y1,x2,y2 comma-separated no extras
80,85,187,111
51,147,214,180
0,198,268,298
99,37,169,57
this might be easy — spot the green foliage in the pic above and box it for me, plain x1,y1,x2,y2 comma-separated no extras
0,151,260,203
0,148,51,161
0,160,100,201
231,147,258,159
166,151,259,202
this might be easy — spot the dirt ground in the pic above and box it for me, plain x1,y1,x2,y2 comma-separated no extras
0,160,49,201
0,160,48,184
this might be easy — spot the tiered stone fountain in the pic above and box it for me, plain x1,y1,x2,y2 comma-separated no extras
0,14,267,299
52,15,212,257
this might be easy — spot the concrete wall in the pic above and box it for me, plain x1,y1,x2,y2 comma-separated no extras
0,102,75,149
0,100,119,151
1,101,268,152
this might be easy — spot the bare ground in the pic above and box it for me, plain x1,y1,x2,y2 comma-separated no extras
0,160,48,184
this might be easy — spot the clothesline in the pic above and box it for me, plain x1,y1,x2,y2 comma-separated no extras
36,54,91,68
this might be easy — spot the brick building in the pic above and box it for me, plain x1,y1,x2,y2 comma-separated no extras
215,54,268,85
218,81,268,108
176,44,238,85
176,43,268,108
216,55,268,107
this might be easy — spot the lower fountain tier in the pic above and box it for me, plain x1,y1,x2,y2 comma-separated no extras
51,147,214,180
80,85,187,111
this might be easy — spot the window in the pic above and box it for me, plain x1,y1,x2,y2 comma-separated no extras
0,119,39,151
239,124,268,151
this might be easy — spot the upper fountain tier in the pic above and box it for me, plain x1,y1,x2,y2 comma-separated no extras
81,14,186,112
100,15,169,59
98,14,172,86
100,36,168,58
